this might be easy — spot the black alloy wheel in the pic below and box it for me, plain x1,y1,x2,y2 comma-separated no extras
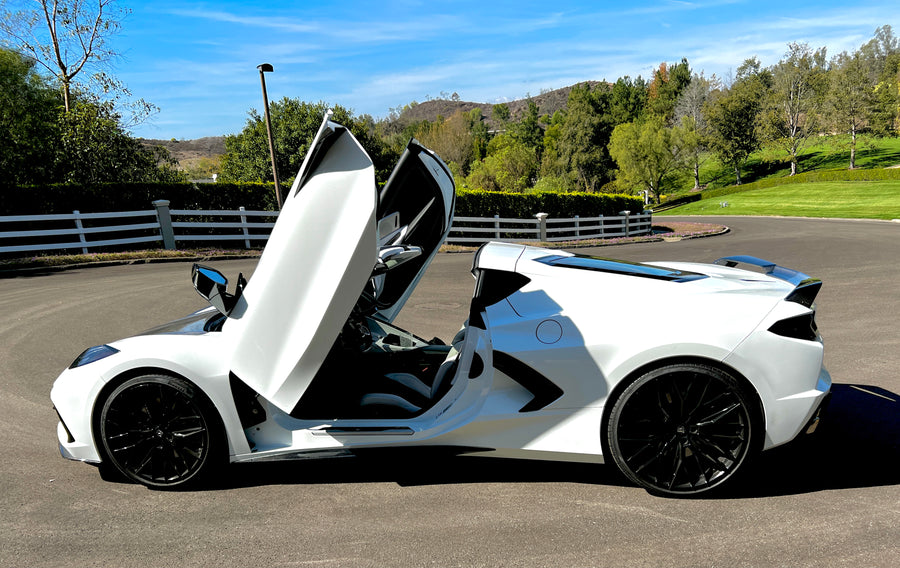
99,375,220,488
607,363,757,496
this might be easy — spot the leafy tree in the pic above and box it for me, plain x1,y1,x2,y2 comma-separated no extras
56,99,182,184
492,103,511,125
468,107,489,163
556,83,615,192
609,115,686,203
0,47,178,186
759,42,827,175
415,110,475,175
706,63,767,185
859,24,900,81
610,75,648,125
647,58,692,120
0,46,59,185
511,99,543,158
220,99,397,185
466,134,538,193
871,52,900,135
826,49,878,168
539,109,567,179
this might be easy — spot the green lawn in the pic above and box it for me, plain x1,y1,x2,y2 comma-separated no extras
664,136,900,196
657,180,900,220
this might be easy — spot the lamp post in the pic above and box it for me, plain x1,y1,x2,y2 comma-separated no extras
257,63,282,209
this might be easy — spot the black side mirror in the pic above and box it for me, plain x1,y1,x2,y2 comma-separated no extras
191,264,246,316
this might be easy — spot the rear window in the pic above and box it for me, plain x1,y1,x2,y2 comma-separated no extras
536,255,707,282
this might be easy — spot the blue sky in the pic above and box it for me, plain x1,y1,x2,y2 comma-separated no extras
112,0,900,140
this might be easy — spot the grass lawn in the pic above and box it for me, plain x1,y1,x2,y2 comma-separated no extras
658,180,900,219
663,136,900,198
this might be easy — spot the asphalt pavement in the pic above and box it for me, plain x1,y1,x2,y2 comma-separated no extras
0,216,897,567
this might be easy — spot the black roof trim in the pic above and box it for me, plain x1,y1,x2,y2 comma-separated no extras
535,254,708,283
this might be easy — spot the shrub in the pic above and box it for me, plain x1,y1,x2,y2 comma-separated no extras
0,182,279,215
455,189,643,218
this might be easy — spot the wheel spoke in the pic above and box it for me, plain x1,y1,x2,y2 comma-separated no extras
101,377,212,487
611,366,754,495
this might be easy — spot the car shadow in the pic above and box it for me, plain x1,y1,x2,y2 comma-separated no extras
719,382,900,499
210,383,898,498
215,449,630,491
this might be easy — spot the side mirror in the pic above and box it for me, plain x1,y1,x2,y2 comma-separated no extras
191,264,246,316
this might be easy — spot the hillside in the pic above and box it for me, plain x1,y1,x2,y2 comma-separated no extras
398,81,605,125
140,136,226,165
138,82,604,164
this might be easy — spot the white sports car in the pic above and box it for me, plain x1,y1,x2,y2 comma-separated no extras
51,115,831,496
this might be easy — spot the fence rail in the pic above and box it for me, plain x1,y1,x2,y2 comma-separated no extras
448,211,652,243
1,200,652,256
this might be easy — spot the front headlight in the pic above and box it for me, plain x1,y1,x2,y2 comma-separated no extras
69,345,119,369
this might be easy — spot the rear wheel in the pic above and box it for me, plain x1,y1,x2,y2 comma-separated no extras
607,363,757,496
99,374,221,488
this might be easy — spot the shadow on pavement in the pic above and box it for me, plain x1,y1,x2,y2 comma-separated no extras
725,382,899,498
202,383,897,497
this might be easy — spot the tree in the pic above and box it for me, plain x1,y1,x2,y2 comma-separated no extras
610,75,648,125
511,99,543,158
556,83,615,192
826,50,877,168
220,99,396,185
0,46,59,185
609,115,686,203
759,42,827,175
492,103,511,125
0,47,176,186
539,109,567,179
674,74,716,189
56,99,182,184
859,24,900,81
0,0,137,114
466,134,538,193
706,64,767,185
415,110,476,176
646,58,692,120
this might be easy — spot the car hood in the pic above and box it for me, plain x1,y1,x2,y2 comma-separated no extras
220,115,455,412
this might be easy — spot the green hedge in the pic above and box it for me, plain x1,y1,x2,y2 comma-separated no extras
0,182,279,215
1,183,644,219
455,189,644,218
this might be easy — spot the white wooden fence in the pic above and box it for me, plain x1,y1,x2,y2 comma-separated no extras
1,200,651,256
448,211,651,244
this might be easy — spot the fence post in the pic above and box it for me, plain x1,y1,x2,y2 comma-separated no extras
619,210,631,236
153,200,176,250
535,212,548,242
72,210,89,254
494,214,500,239
574,215,580,238
240,206,251,249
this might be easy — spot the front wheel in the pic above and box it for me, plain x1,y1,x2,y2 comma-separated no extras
99,374,222,488
607,363,758,496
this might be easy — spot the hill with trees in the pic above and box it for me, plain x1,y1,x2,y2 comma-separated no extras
4,4,899,217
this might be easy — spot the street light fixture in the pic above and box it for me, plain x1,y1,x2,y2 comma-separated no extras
257,63,282,209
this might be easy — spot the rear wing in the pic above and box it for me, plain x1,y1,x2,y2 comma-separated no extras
714,255,822,308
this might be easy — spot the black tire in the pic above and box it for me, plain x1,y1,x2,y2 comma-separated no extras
98,374,222,489
607,363,757,496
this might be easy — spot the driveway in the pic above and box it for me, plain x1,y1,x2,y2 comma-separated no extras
1,216,897,567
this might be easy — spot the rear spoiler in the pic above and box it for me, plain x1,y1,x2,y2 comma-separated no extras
714,255,822,308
